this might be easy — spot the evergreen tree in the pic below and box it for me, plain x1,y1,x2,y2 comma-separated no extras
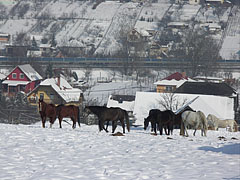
46,63,53,78
50,34,57,47
31,36,38,50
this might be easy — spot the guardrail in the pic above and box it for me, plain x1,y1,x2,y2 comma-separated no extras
0,57,239,63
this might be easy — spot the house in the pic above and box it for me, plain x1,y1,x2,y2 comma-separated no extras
167,22,189,32
176,0,200,4
127,28,151,43
205,0,224,4
189,0,200,4
193,76,224,83
133,91,236,126
154,72,194,93
1,64,42,97
175,81,237,97
27,76,83,106
0,33,10,43
6,45,29,57
127,28,151,57
174,81,239,118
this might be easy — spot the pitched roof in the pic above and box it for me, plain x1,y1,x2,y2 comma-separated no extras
164,72,189,80
6,64,42,82
39,76,82,103
175,82,236,97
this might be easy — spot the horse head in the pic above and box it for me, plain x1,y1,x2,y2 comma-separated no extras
83,106,92,118
144,117,150,130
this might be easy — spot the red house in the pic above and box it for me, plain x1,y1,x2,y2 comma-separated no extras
2,64,43,97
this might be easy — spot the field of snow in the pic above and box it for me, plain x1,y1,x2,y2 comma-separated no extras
0,122,239,180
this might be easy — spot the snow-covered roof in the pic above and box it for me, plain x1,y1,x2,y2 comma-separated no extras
154,79,188,88
18,64,42,81
2,80,29,86
39,44,52,48
167,22,189,26
107,95,135,112
40,77,82,103
133,92,234,125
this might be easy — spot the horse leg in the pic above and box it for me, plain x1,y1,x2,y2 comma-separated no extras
159,125,163,135
42,116,46,128
164,126,168,135
193,129,197,136
153,123,157,134
101,120,108,133
105,121,109,131
112,121,115,133
151,121,154,132
183,124,189,137
71,117,76,129
59,117,62,128
120,119,125,134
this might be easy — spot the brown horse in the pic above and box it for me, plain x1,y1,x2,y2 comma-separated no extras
84,106,130,133
38,99,57,128
56,104,80,129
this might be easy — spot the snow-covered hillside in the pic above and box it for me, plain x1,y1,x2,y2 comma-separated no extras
0,122,239,179
0,0,239,58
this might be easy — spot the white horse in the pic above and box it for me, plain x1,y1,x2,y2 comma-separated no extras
181,111,208,137
207,114,219,130
207,114,238,132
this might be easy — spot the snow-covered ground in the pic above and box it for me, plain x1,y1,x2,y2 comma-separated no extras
0,122,239,180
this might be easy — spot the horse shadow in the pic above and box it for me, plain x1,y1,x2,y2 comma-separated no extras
198,143,240,155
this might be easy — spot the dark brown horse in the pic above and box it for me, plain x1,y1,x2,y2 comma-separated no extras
56,104,80,129
38,99,57,128
84,106,130,133
144,109,175,135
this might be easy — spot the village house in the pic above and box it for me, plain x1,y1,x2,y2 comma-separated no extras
205,0,224,4
27,76,83,107
0,33,10,43
154,72,194,93
127,28,151,57
6,45,29,57
1,64,42,97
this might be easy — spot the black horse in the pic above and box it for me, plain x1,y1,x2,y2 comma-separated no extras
144,109,175,135
84,106,130,133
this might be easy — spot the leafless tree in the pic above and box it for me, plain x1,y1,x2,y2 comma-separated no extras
157,93,188,111
14,32,31,46
170,30,221,77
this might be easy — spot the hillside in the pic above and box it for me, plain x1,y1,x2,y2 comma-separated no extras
0,0,239,59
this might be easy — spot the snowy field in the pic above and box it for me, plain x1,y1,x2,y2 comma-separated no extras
0,122,239,180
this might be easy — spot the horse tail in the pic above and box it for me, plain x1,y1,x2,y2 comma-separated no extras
124,110,130,132
77,106,81,127
233,120,238,132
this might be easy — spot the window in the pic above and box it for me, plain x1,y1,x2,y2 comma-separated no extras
40,93,44,100
12,73,17,79
50,94,54,100
20,73,24,79
165,86,173,92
